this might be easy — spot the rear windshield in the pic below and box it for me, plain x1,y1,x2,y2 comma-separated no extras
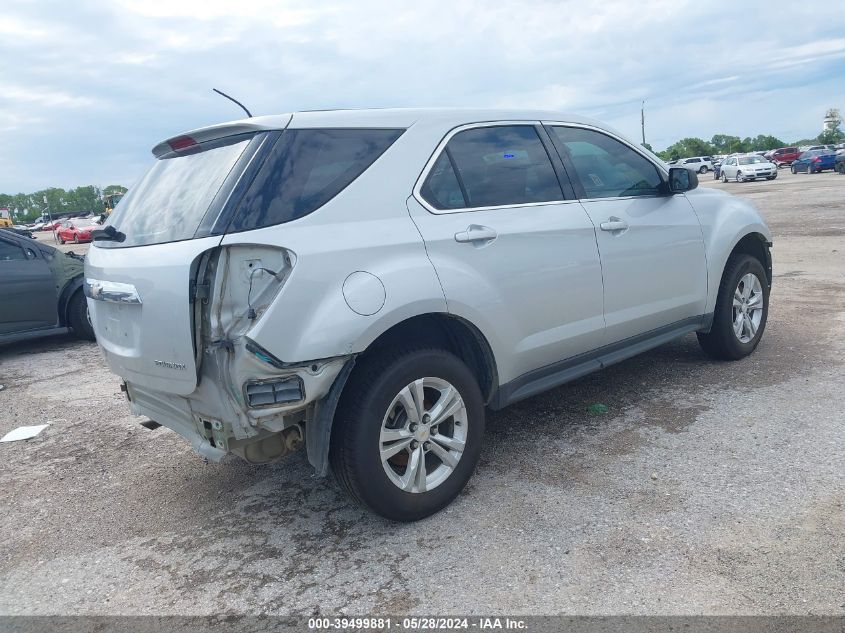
99,134,255,248
227,128,403,233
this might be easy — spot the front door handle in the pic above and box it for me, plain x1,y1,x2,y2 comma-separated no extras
455,224,498,244
600,217,629,232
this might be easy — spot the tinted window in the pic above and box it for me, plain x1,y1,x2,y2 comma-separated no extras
549,127,662,199
101,134,255,248
420,152,466,210
0,239,26,261
440,126,562,208
231,128,403,231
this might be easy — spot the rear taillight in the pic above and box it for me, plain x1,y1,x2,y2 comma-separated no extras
812,157,822,163
168,135,198,152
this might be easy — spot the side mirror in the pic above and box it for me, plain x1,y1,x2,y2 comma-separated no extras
668,167,698,193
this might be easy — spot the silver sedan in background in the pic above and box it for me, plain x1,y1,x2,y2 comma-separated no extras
720,154,778,182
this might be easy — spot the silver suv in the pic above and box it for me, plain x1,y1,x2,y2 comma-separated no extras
85,109,772,521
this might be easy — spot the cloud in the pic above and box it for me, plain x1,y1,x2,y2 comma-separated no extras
0,0,843,191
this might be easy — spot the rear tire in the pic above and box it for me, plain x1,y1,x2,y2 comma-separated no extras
837,163,845,175
697,254,769,360
330,347,485,521
791,165,797,174
68,290,95,341
60,239,65,244
722,172,728,183
699,166,707,174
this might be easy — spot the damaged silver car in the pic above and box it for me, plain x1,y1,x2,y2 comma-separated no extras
86,109,772,521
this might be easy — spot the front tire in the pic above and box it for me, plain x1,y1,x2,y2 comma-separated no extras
68,290,95,341
330,348,485,521
722,172,728,183
736,171,745,182
697,254,769,360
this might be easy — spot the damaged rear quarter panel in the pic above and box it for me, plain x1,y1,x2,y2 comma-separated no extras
219,125,449,364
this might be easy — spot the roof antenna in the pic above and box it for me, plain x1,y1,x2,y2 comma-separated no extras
212,88,253,118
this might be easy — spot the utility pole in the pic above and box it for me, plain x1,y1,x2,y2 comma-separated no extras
641,100,646,146
44,195,57,244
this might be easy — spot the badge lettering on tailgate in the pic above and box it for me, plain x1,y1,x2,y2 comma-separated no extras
154,360,187,371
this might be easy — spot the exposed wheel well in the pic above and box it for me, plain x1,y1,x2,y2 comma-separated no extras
58,279,84,327
729,233,772,285
358,314,498,404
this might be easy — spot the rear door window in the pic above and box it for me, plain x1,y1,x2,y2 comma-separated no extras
419,152,466,210
548,126,663,199
430,125,563,209
229,128,403,232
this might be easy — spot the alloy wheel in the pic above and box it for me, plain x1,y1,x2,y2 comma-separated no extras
732,273,764,344
379,377,468,493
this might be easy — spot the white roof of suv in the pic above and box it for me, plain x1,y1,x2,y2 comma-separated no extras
154,108,612,155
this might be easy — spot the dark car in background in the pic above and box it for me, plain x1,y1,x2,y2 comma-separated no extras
790,150,838,174
0,230,94,344
835,153,845,174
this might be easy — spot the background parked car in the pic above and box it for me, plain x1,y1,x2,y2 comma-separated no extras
0,230,94,344
720,155,777,182
768,147,801,167
678,156,713,173
41,220,62,231
1,227,35,239
790,150,837,174
834,153,845,174
57,218,99,244
713,160,723,180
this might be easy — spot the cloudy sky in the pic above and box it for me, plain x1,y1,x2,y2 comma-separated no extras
1,0,844,192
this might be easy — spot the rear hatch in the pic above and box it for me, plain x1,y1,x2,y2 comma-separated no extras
85,119,288,395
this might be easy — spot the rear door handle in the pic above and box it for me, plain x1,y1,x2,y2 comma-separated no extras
599,217,629,232
455,224,498,244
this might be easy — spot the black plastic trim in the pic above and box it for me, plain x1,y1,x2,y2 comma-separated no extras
489,314,711,410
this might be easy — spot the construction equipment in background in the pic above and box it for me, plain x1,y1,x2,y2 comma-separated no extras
103,193,124,216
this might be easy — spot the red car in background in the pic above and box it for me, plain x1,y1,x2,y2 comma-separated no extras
768,147,801,167
57,218,98,244
41,220,62,231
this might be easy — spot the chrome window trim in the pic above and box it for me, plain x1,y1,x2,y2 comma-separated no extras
544,121,671,202
412,120,575,215
542,120,670,179
413,120,672,213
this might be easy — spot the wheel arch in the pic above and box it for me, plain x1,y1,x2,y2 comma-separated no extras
308,312,498,478
57,276,84,327
354,312,499,405
729,232,772,286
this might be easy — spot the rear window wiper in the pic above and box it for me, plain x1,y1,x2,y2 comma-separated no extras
91,225,126,243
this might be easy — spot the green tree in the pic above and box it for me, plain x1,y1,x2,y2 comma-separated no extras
748,134,785,151
657,137,715,161
818,126,845,145
710,134,744,154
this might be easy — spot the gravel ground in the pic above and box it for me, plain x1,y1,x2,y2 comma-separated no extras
1,169,843,616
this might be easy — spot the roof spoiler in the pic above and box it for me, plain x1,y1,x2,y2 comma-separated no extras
151,114,292,158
